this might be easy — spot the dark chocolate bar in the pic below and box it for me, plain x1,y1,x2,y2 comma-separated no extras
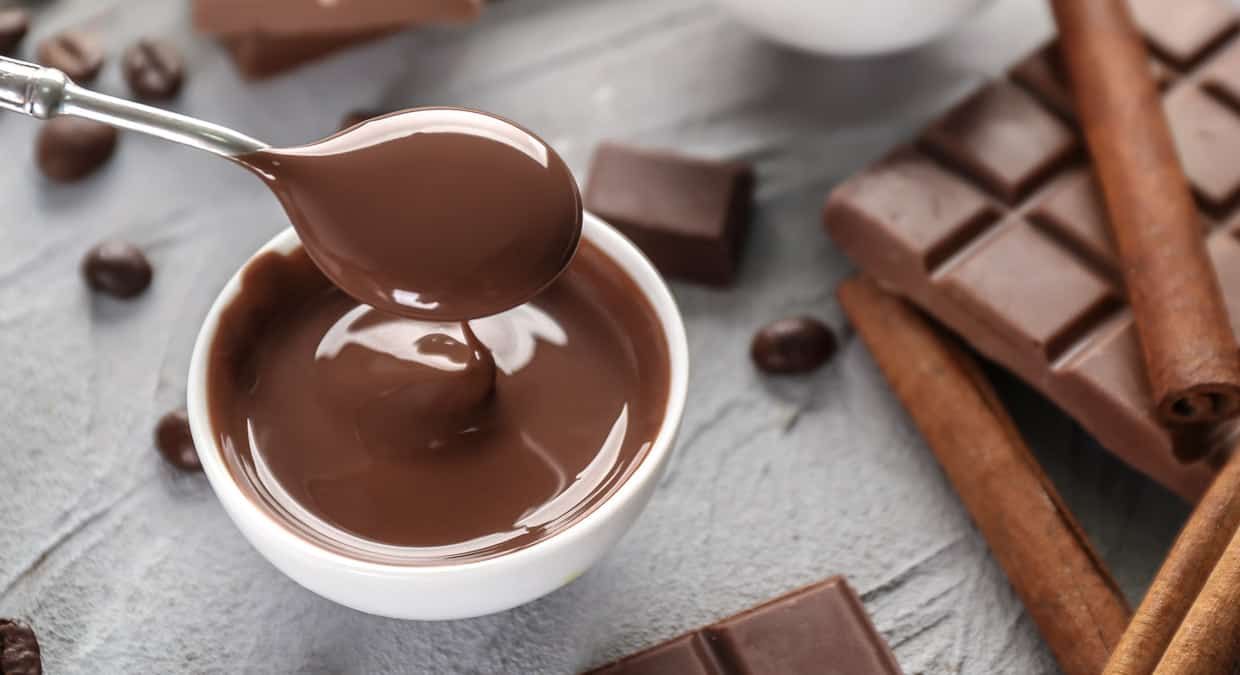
584,577,901,674
585,143,754,286
824,0,1240,502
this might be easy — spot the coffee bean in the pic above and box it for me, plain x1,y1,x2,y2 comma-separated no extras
340,109,383,131
0,618,42,675
0,8,30,55
122,38,184,100
36,117,118,182
36,30,104,83
155,408,201,472
82,241,152,298
751,316,837,374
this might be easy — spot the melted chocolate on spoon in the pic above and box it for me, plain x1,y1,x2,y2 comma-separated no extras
237,107,583,321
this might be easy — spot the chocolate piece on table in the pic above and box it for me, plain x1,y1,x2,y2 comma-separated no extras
0,8,30,55
824,0,1240,501
36,117,118,182
194,0,482,79
223,29,393,80
36,30,104,83
122,38,185,101
584,143,753,286
751,316,837,374
155,408,201,472
193,0,481,37
585,577,901,674
0,618,42,675
82,242,152,299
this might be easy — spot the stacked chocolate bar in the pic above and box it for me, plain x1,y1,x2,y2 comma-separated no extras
826,0,1240,502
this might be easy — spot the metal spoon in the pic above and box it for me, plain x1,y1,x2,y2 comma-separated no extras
0,55,266,156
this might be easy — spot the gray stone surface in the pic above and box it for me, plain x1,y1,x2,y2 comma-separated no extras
0,0,1201,673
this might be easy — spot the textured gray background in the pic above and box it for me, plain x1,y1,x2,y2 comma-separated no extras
0,0,1204,673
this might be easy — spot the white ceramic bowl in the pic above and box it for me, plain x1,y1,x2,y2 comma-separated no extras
712,0,991,56
186,213,689,620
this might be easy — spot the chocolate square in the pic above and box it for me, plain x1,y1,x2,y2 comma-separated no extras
922,82,1078,203
939,218,1118,361
585,143,753,286
1129,0,1238,67
1164,85,1240,214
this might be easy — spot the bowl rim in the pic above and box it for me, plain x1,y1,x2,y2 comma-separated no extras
186,211,690,578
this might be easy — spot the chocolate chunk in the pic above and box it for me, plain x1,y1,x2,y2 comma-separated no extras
586,577,900,674
122,38,185,100
585,143,753,286
822,30,1240,501
0,618,42,675
36,30,104,83
340,109,383,130
0,8,30,55
36,117,118,182
751,317,837,374
193,0,482,79
223,28,393,80
82,242,152,299
155,408,201,472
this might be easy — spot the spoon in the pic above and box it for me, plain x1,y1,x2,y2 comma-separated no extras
0,56,583,321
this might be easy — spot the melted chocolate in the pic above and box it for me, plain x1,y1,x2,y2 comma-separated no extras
237,108,582,321
207,242,669,563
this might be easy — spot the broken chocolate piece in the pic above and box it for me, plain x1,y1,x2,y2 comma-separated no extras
0,618,42,675
585,577,901,674
822,19,1240,500
585,143,753,286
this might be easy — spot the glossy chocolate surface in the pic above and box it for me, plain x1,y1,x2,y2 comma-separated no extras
207,242,669,562
239,108,582,321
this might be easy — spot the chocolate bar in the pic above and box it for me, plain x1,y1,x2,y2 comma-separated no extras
824,0,1240,501
584,576,901,674
585,143,754,286
194,0,481,78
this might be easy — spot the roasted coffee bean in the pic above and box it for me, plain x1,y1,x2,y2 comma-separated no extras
36,117,118,182
0,8,30,55
122,38,184,100
0,618,43,675
82,241,152,298
36,30,104,83
340,109,383,130
751,316,837,374
155,408,201,472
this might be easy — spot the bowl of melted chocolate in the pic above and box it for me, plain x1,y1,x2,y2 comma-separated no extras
189,201,686,618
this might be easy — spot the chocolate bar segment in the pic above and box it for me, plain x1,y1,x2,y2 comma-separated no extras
585,577,901,674
194,0,481,37
585,143,753,286
824,24,1240,500
1128,0,1237,67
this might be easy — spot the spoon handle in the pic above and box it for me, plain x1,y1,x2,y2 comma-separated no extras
0,55,266,158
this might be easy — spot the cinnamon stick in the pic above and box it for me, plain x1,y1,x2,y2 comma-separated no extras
1103,451,1240,675
1153,523,1240,675
1051,0,1240,431
838,276,1131,675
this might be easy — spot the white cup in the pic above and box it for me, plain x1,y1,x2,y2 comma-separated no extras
712,0,991,56
186,213,690,620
